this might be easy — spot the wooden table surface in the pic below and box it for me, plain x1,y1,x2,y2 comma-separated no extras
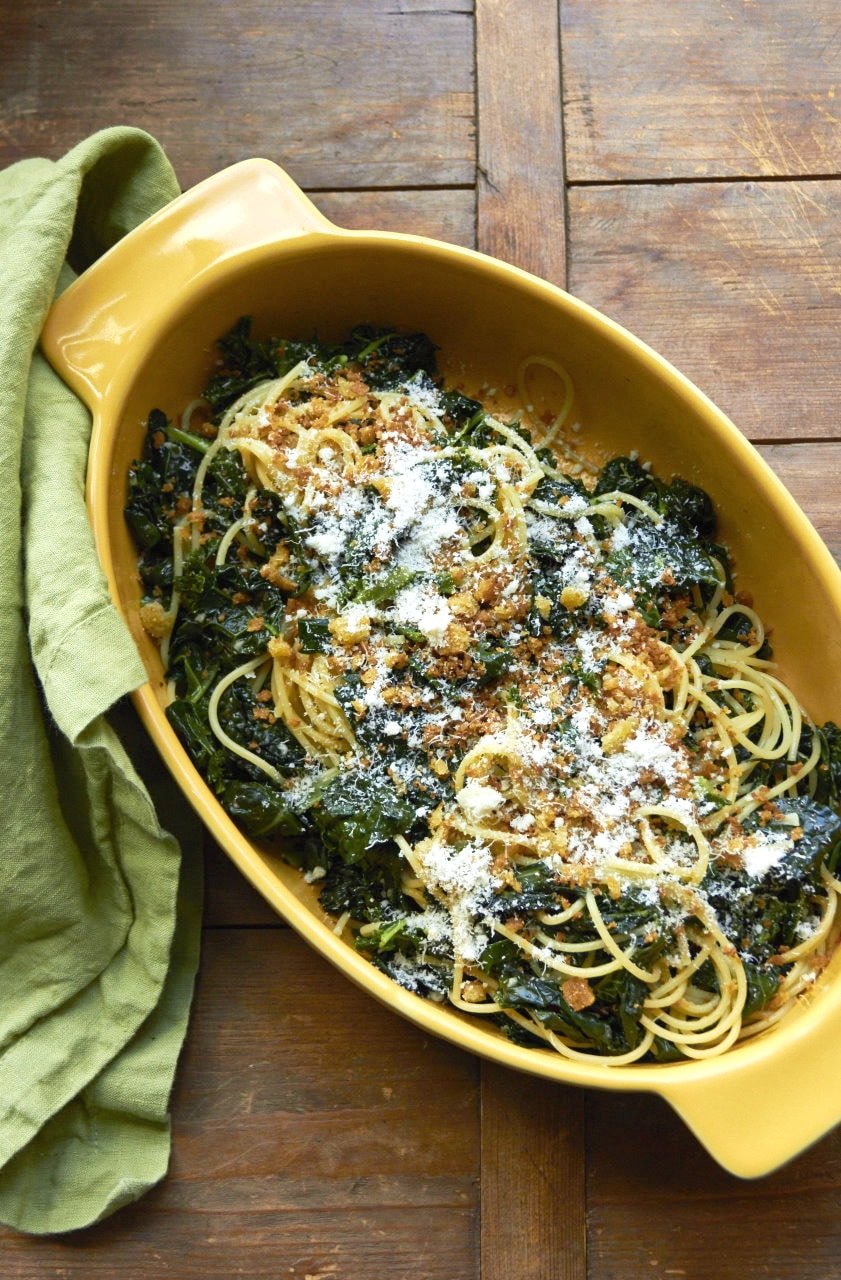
4,3,841,1277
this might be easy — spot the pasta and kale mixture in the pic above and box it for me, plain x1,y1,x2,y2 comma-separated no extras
127,321,841,1064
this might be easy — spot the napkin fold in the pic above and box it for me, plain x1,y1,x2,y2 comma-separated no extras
0,128,201,1234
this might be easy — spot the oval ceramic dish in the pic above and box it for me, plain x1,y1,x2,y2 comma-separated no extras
41,160,841,1177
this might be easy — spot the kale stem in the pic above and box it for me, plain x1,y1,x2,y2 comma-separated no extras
356,332,397,361
166,425,211,454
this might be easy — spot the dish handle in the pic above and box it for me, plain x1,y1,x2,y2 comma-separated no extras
656,988,841,1177
41,159,335,408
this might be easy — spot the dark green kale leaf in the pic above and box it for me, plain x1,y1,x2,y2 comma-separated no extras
607,517,720,598
126,409,201,551
562,891,664,944
703,800,841,963
483,922,645,1056
125,461,168,551
167,546,290,673
480,938,522,974
758,797,841,888
527,512,580,565
355,917,410,954
495,1015,547,1047
317,490,384,598
593,969,648,1049
178,656,220,706
372,952,453,999
175,549,212,611
318,848,409,920
313,770,416,862
170,630,302,787
166,699,228,795
662,476,716,538
704,880,806,962
335,675,452,812
809,722,841,809
743,962,781,1016
595,461,727,606
493,971,566,1012
206,447,250,504
297,617,331,653
345,326,437,388
222,781,305,839
473,639,513,685
204,317,284,412
595,456,655,500
169,667,306,809
264,502,313,594
714,609,771,659
649,1036,685,1062
527,566,581,641
595,457,715,539
439,388,484,437
171,592,275,665
531,474,589,510
692,955,781,1017
759,897,809,951
216,681,305,776
494,970,625,1055
137,555,174,595
490,861,562,916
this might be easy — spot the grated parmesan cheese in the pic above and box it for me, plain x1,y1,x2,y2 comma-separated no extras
456,781,505,821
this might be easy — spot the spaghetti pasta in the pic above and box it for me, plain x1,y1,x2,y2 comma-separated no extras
126,322,841,1065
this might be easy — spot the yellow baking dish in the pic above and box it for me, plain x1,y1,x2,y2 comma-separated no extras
40,159,841,1177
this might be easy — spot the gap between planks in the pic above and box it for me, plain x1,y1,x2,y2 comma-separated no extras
568,172,841,188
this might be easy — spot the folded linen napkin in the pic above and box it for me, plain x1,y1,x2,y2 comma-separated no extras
0,128,201,1234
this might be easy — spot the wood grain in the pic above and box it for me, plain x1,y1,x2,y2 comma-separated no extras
476,0,566,285
567,179,841,441
480,1067,586,1280
0,930,480,1279
758,442,841,563
0,0,475,189
315,187,475,246
203,833,280,927
585,1091,841,1280
562,0,841,181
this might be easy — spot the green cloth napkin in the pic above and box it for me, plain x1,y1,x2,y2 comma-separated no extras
0,128,202,1235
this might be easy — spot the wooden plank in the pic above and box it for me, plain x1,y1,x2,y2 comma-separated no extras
475,8,584,1278
0,930,480,1278
567,179,841,442
314,187,475,246
585,1091,841,1280
475,0,566,285
758,442,841,564
480,1067,587,1280
203,833,280,927
0,0,475,189
562,0,841,181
